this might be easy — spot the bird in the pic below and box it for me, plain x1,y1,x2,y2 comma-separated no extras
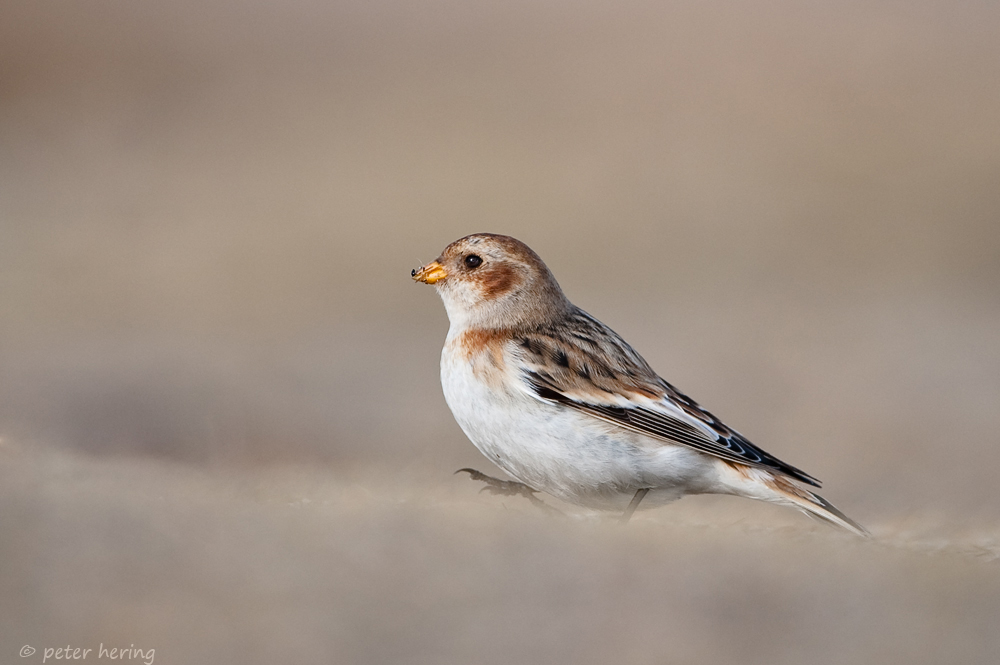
412,233,867,536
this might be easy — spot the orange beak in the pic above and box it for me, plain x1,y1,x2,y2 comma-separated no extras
411,261,448,284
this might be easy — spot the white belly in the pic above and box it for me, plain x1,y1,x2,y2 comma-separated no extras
440,338,715,510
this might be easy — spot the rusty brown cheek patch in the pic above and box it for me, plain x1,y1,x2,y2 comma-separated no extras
477,265,518,298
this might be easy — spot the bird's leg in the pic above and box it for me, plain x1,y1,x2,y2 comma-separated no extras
620,488,650,524
455,468,561,514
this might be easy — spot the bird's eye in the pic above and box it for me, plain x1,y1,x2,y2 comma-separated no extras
464,254,483,269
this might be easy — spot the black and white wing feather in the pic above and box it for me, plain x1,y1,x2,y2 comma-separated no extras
513,307,821,487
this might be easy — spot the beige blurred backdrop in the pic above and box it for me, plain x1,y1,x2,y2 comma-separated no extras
2,1,999,663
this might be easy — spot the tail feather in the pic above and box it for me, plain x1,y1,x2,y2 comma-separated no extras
770,476,870,537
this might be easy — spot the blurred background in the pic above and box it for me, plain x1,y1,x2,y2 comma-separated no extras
2,0,999,663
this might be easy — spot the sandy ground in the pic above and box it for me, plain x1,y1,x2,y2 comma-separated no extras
3,445,1000,665
2,1,1000,663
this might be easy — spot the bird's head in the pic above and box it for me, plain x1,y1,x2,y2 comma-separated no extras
412,233,570,330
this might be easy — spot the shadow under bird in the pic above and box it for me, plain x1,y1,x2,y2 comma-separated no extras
412,233,867,536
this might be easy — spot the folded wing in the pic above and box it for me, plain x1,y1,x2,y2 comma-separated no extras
514,308,821,488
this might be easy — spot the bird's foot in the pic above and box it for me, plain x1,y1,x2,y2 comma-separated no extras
455,468,562,515
456,468,536,498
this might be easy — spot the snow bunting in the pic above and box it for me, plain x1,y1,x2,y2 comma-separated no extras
413,233,867,535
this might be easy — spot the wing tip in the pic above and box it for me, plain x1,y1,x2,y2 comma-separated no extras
784,465,822,488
